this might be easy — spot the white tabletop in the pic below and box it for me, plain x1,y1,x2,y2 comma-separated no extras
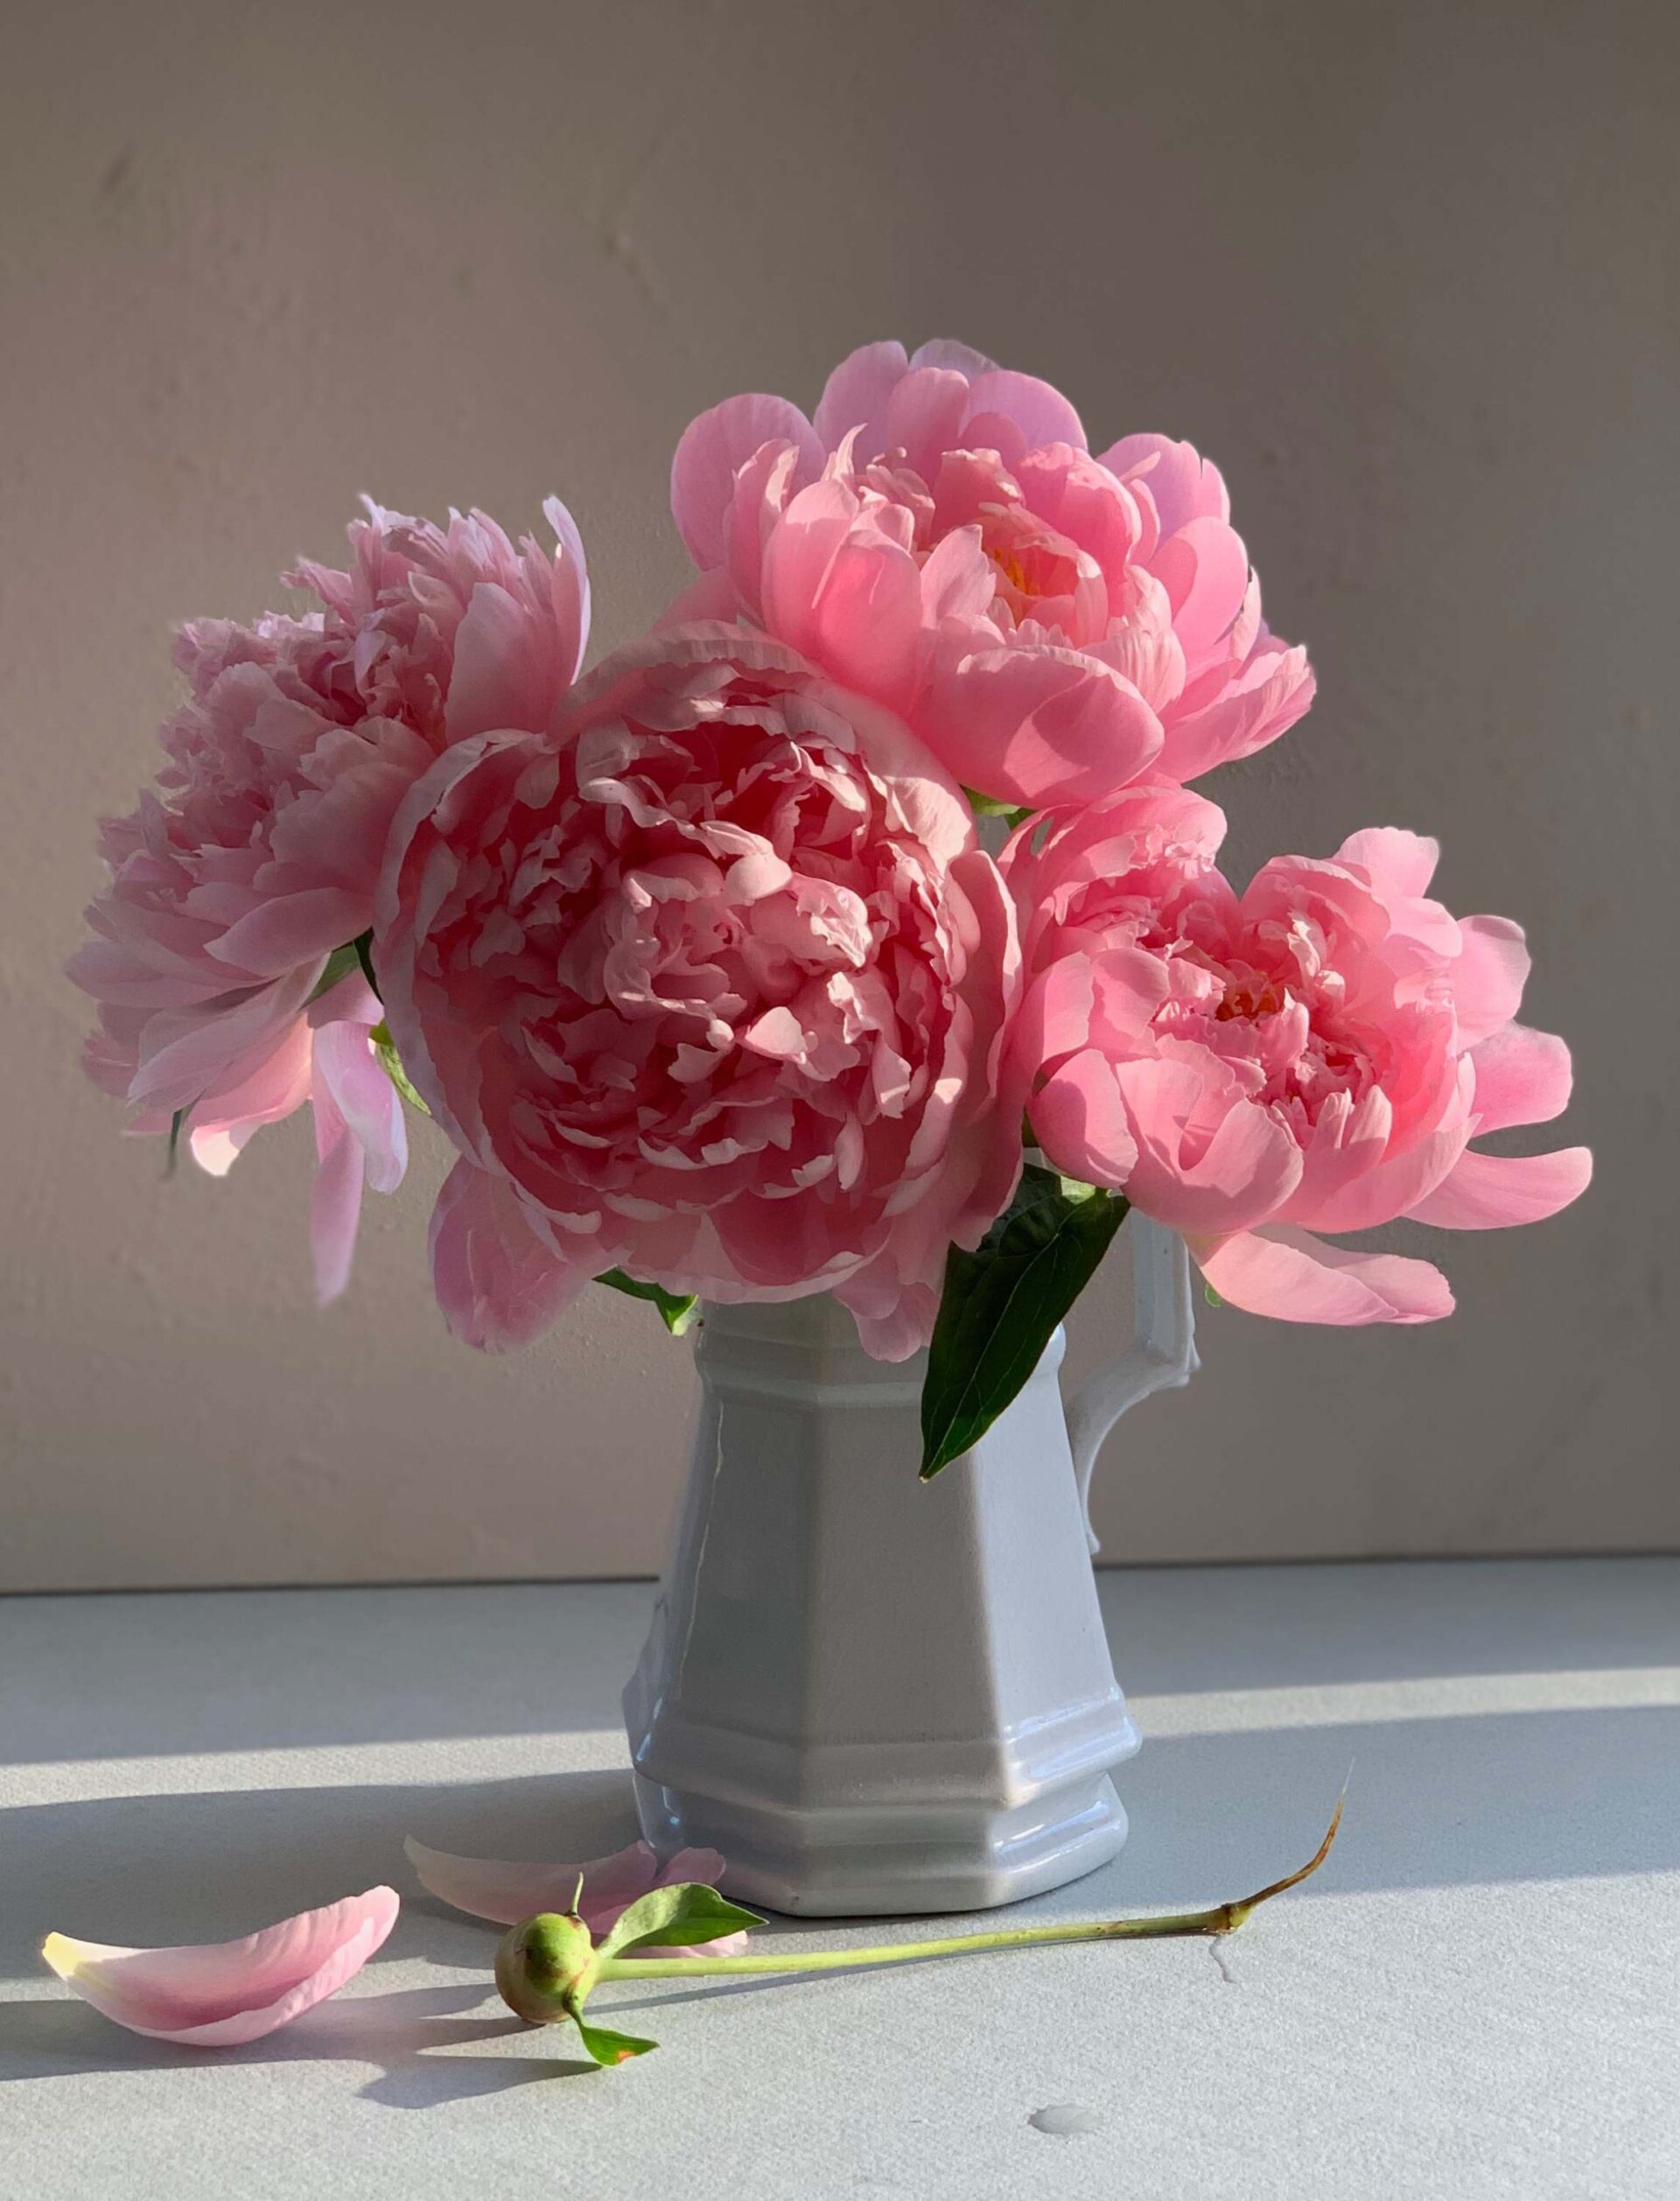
3,1560,1676,2199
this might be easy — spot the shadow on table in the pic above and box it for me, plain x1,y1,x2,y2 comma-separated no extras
0,1983,601,2106
3,1694,1676,2015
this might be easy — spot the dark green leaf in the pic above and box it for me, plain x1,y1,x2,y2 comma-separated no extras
595,1270,699,1336
368,1022,430,1115
598,1882,763,1962
165,1107,189,1181
573,2018,659,2068
920,1166,1129,1480
354,930,380,1000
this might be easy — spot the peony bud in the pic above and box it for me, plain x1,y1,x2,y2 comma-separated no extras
495,1911,595,2026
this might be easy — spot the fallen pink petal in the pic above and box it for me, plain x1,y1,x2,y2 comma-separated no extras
404,1835,748,1956
40,1887,400,2047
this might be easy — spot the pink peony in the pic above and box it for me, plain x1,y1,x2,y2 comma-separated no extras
69,497,589,1295
1004,788,1591,1323
668,339,1313,809
375,624,1022,1359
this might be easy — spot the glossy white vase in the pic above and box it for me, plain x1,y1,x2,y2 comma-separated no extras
623,1218,1199,1917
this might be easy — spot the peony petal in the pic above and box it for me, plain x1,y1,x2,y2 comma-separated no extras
41,1888,399,2048
812,340,910,456
429,1159,588,1351
542,494,592,686
671,395,823,571
1194,1226,1454,1326
962,368,1086,453
1335,827,1441,901
1152,635,1314,782
310,1091,366,1306
405,1834,660,1926
1151,516,1251,665
909,336,998,377
1453,915,1531,1046
1405,1146,1592,1230
923,643,1162,808
205,889,370,979
1467,1024,1573,1132
404,1836,746,1958
1099,434,1231,535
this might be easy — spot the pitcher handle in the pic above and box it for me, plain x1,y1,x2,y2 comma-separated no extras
1065,1216,1200,1556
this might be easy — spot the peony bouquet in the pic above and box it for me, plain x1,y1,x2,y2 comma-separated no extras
71,340,1591,1473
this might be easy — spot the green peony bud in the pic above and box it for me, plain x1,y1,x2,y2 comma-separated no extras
495,1911,596,2026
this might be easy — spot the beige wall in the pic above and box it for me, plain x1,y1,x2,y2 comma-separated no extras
3,0,1675,1590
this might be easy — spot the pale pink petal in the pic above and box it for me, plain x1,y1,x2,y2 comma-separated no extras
812,340,910,455
183,1015,315,1150
1099,434,1231,534
1152,636,1314,782
672,395,823,570
1453,915,1531,1045
310,1089,366,1306
204,888,370,978
1405,1146,1592,1230
41,1888,399,2048
429,1159,588,1351
923,643,1162,808
187,1120,263,1176
312,1002,408,1195
1113,1055,1304,1235
1151,516,1251,664
962,368,1087,453
909,337,997,376
542,494,591,686
1194,1226,1455,1326
1467,1024,1574,1132
1335,828,1441,901
404,1834,660,1926
404,1837,746,1958
883,368,970,481
1029,1051,1140,1192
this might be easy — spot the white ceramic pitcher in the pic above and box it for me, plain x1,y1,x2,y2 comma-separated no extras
622,1217,1200,1917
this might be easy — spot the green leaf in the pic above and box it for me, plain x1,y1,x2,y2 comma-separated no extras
961,786,1034,831
165,1107,188,1180
354,930,380,1000
594,1269,699,1336
920,1166,1129,1480
598,1882,764,1962
368,1023,430,1115
1204,1282,1224,1309
573,2018,659,2068
306,940,365,1005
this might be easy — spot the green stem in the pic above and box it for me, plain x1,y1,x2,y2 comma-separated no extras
599,1797,1342,1984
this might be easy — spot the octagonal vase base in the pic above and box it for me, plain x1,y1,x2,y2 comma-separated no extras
623,1294,1140,1917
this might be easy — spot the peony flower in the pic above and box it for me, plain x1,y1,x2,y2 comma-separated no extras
668,339,1313,809
68,497,589,1296
404,1834,748,1956
1004,789,1591,1322
375,624,1022,1359
41,1886,399,2047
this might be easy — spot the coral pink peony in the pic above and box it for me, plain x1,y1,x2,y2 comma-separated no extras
1004,789,1591,1323
68,497,589,1295
668,339,1313,809
375,625,1022,1359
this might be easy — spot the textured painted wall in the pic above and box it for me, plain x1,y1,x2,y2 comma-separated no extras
3,0,1675,1588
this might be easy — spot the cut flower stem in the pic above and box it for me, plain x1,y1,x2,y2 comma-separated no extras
597,1795,1342,1986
